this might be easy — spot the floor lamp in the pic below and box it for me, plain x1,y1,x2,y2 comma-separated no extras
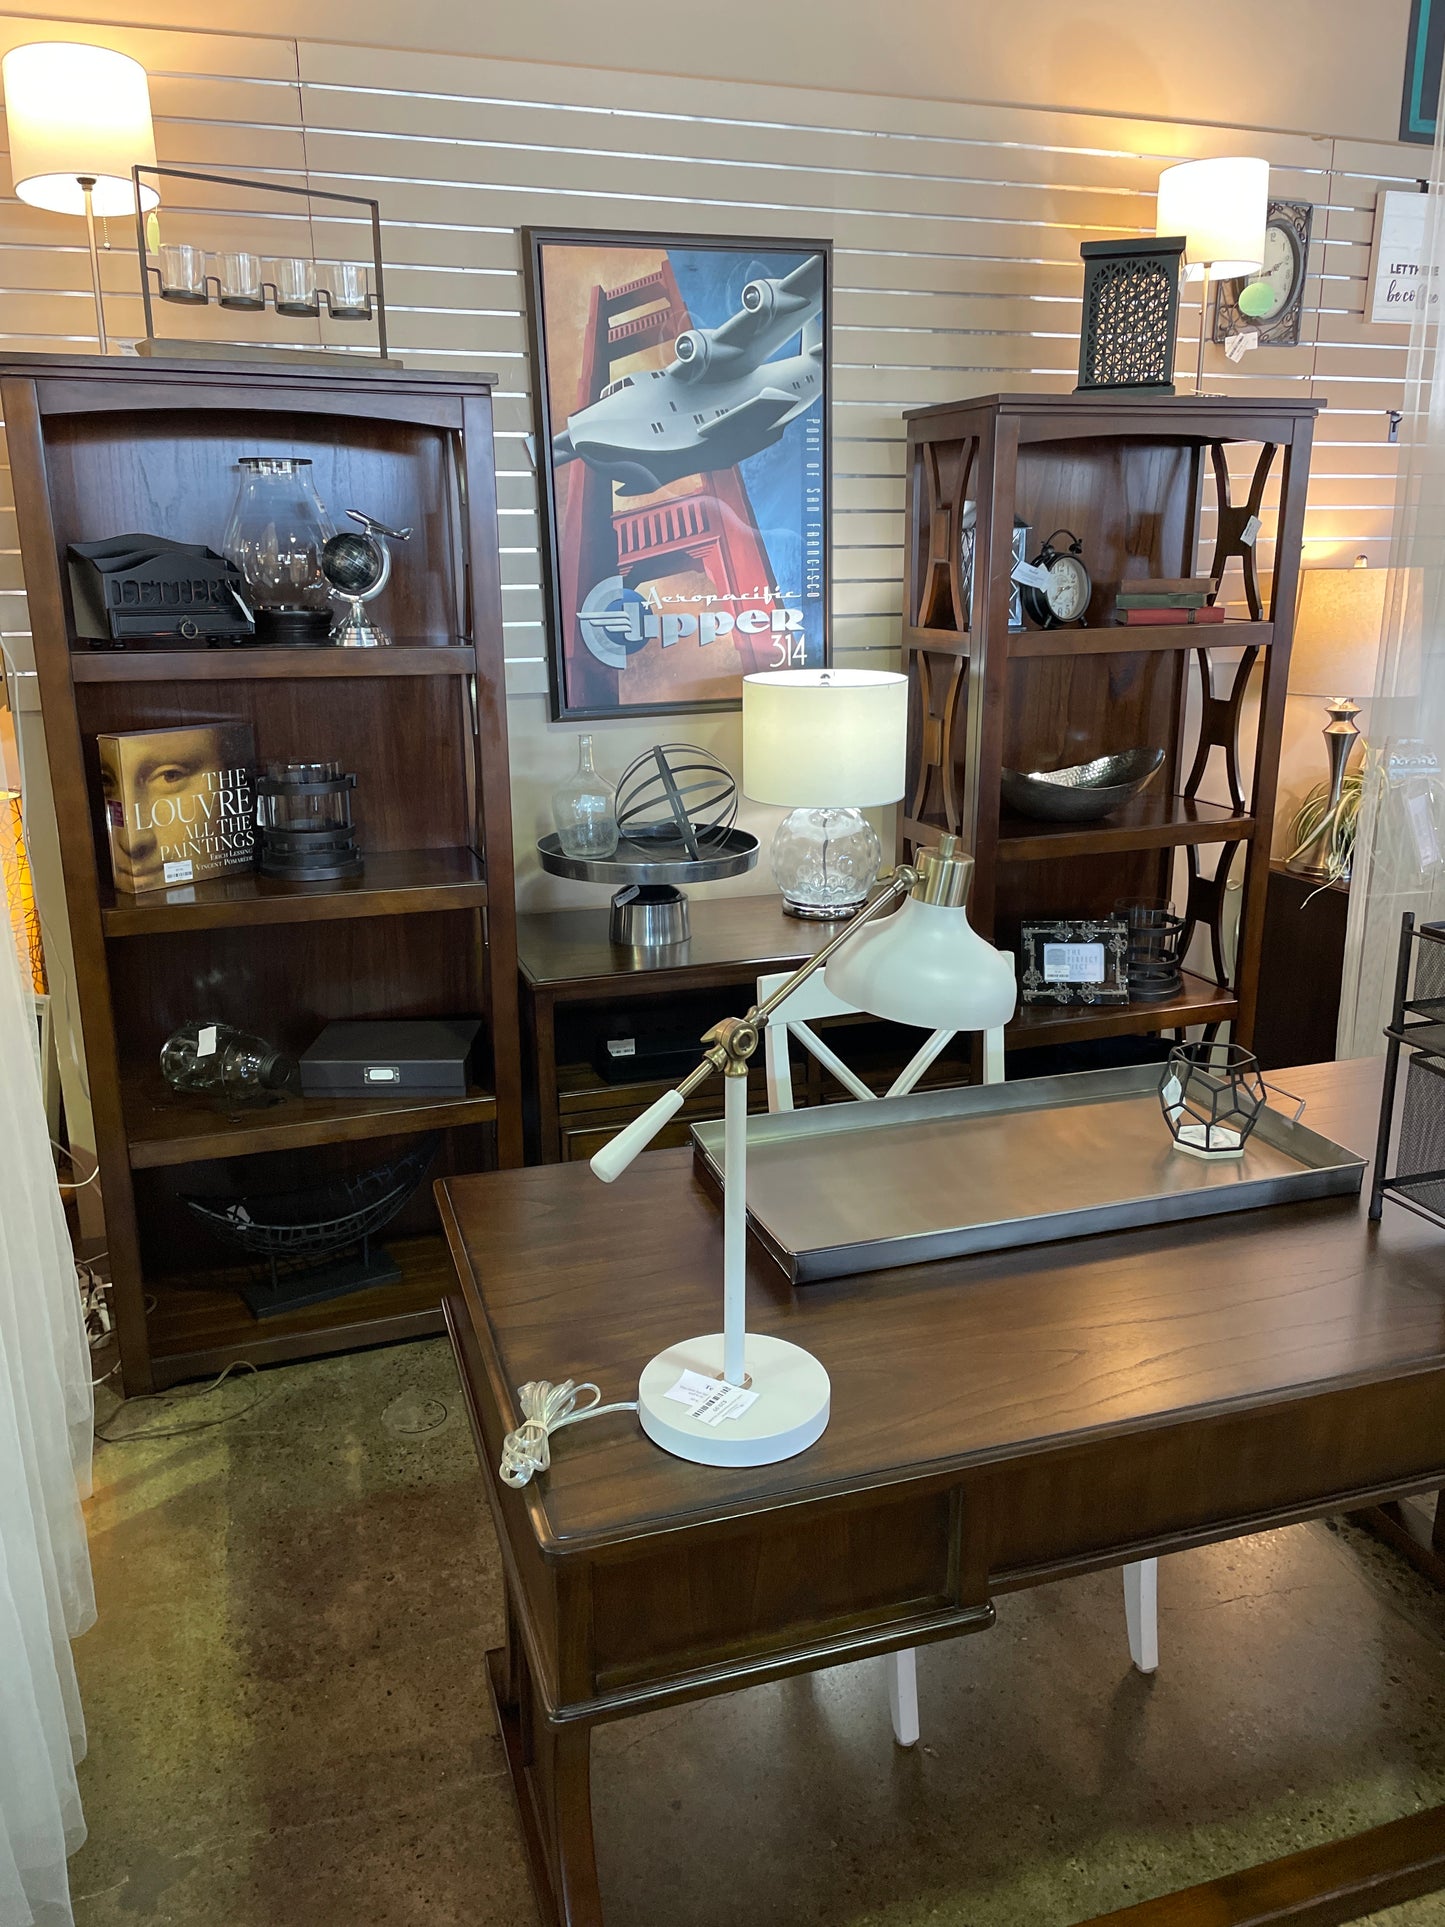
1156,157,1268,393
1,43,158,355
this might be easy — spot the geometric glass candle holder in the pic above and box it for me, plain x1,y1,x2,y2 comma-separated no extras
1159,1041,1266,1159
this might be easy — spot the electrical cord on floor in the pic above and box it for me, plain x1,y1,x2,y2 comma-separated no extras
499,1379,638,1488
95,1361,270,1443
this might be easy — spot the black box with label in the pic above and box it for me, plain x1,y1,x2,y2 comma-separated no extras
299,1018,481,1098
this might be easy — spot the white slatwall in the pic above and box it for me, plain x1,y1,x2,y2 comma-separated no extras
0,24,1421,900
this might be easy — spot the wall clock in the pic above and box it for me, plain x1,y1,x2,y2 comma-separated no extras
1213,200,1314,349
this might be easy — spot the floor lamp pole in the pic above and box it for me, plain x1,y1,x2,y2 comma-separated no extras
78,176,109,355
721,1062,748,1387
1195,273,1210,394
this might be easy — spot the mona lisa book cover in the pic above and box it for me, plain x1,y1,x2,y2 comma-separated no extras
97,721,256,894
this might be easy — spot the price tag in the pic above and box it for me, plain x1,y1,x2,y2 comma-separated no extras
664,1369,759,1424
1011,559,1053,590
197,1024,218,1058
1240,515,1261,547
1043,941,1105,984
606,1038,637,1058
1224,328,1259,363
163,858,194,883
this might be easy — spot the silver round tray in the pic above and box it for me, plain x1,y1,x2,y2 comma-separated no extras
537,827,759,885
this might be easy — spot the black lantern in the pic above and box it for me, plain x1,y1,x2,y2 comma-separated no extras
1076,236,1186,397
1115,896,1187,1003
255,762,361,881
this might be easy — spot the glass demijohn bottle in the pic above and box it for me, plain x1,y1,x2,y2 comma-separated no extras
551,733,619,859
160,1021,295,1099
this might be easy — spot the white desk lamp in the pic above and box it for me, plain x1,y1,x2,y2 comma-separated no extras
2,42,158,355
590,832,1017,1468
1155,156,1267,392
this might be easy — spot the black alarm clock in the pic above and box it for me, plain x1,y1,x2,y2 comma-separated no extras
1020,529,1091,628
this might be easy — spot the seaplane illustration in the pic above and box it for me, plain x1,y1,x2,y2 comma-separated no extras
551,254,824,495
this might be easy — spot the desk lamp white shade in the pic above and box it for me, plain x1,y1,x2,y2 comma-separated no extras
742,668,907,918
1155,156,1268,281
591,835,1012,1470
2,42,158,355
825,895,1017,1030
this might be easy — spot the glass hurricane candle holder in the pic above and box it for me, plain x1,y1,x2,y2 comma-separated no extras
222,456,336,646
1160,1041,1266,1160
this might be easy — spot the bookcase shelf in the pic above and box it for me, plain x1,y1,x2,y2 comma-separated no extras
900,391,1321,1059
101,845,487,935
2,353,522,1396
70,640,477,681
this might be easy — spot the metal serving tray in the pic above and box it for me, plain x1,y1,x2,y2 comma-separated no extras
690,1064,1366,1284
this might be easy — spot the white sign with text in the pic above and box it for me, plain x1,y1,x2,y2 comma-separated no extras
1368,190,1440,325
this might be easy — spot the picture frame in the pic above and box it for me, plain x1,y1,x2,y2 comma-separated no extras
523,228,833,721
1402,0,1443,143
1019,917,1131,1006
1366,190,1440,326
1213,200,1314,350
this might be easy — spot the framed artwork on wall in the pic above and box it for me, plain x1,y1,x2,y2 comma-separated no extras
524,228,832,721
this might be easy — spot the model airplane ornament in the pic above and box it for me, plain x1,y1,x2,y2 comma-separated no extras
551,254,824,495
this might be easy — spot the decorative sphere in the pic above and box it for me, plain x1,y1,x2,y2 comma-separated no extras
615,744,738,850
322,530,383,596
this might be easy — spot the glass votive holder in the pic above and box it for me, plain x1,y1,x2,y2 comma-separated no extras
158,243,208,304
267,257,320,317
319,261,371,320
215,250,265,310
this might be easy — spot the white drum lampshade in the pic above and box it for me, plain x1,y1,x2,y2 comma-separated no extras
742,668,908,919
3,43,158,217
741,668,907,807
1156,156,1268,280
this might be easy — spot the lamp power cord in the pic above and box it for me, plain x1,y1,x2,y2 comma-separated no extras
499,1379,637,1488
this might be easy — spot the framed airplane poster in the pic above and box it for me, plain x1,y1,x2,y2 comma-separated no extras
524,228,832,720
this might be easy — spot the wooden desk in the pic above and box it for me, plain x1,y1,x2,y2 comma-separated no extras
439,1058,1445,1926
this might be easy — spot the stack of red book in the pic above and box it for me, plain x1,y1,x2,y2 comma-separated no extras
1115,577,1223,626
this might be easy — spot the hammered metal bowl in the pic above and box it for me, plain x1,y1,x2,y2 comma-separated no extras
1000,748,1165,823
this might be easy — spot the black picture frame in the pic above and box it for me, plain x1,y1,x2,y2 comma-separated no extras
1212,201,1314,350
523,227,833,722
1019,917,1131,1006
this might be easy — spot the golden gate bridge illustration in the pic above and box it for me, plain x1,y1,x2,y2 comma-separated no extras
556,256,780,709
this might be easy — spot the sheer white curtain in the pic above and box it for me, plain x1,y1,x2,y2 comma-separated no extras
0,924,94,1927
1338,141,1445,1054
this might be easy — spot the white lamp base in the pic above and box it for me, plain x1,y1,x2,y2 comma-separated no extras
637,1332,831,1467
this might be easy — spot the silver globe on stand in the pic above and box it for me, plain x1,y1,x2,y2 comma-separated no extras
321,509,411,647
537,744,757,948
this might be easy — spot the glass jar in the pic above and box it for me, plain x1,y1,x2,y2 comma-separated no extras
160,1020,294,1099
222,457,336,646
319,261,371,320
267,257,320,316
551,734,619,859
158,242,208,303
215,251,264,310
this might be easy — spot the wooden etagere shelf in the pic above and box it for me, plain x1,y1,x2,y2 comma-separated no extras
2,353,522,1395
899,391,1321,1059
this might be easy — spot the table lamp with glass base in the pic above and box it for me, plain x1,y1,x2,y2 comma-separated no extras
742,668,908,919
590,835,1018,1467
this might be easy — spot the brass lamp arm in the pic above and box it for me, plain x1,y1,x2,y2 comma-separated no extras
591,864,920,1183
688,864,920,1083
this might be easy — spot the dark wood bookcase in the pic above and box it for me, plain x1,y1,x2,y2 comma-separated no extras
2,354,522,1393
899,392,1321,1060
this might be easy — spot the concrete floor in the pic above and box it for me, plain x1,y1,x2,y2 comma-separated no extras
71,1337,1445,1927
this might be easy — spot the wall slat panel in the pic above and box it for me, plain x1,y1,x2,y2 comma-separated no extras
0,20,1417,904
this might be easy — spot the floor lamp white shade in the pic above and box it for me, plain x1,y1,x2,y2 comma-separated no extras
2,42,158,354
1155,156,1268,281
